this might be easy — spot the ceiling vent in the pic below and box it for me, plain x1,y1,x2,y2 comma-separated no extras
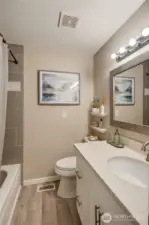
58,12,79,29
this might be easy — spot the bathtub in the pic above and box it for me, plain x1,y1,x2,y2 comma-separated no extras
0,164,21,225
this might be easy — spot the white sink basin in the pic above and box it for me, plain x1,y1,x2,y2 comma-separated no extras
108,156,149,188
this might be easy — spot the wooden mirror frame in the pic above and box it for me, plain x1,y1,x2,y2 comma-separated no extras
110,58,149,135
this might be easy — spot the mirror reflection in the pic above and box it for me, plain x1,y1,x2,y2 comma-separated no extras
113,60,149,126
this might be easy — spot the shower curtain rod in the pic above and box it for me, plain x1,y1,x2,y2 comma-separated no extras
0,33,18,65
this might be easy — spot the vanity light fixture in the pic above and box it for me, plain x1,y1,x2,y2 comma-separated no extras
111,27,149,62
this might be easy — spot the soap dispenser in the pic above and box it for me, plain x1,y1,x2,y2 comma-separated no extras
114,128,120,145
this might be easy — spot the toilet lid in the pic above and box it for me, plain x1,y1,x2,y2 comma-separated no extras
56,157,76,171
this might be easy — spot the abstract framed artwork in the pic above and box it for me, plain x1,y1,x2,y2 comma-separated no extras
38,70,80,105
114,77,135,105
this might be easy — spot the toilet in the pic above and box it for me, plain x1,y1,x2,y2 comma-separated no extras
55,156,76,198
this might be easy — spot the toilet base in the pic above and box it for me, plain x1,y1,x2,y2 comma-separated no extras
57,176,76,198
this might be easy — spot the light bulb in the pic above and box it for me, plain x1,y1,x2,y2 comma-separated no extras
142,28,149,37
111,53,117,59
129,38,137,47
119,47,126,54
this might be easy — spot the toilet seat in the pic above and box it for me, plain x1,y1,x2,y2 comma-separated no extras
56,157,76,171
55,157,76,177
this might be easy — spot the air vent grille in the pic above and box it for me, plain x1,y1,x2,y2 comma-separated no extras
37,182,56,192
58,12,79,28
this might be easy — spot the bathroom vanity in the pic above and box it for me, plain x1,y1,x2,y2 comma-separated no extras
74,141,148,225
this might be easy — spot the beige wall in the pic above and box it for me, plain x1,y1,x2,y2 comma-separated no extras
24,49,93,179
94,1,149,142
114,64,143,125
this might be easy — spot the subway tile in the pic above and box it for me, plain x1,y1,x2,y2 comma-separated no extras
7,92,23,112
4,128,17,148
9,44,24,55
17,124,23,146
9,54,24,76
6,107,23,145
6,109,23,145
2,145,23,165
9,73,23,82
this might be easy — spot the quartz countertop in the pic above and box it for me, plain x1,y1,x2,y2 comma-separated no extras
74,141,148,225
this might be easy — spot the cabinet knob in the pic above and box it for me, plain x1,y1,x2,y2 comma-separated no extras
75,170,82,179
76,196,82,206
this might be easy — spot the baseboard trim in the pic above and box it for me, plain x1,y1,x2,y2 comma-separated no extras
7,185,21,225
24,175,60,186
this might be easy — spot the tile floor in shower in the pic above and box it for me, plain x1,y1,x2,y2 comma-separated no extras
10,181,82,225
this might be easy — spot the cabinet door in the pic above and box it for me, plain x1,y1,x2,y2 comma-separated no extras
76,156,90,225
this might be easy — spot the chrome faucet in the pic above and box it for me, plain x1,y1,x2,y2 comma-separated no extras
141,141,149,162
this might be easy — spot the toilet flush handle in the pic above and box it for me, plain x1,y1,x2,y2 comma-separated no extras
75,169,82,179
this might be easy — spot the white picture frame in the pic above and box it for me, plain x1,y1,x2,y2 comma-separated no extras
38,70,80,105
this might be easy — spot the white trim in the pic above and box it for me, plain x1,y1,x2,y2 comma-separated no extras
23,175,60,186
7,186,21,225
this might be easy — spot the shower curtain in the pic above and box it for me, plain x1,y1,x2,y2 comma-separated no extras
0,36,8,169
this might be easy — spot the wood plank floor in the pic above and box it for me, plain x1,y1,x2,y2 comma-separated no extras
10,182,82,225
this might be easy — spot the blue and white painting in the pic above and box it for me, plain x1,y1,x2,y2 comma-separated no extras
114,77,135,105
38,71,80,105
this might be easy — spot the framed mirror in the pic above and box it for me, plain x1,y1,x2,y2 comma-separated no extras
110,59,149,135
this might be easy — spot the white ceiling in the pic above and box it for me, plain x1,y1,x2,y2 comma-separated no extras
0,0,145,56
